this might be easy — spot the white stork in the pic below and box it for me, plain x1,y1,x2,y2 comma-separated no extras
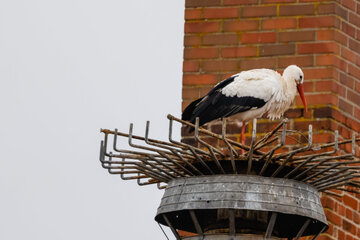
182,65,308,144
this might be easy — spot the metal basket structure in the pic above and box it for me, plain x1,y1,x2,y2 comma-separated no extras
99,114,360,240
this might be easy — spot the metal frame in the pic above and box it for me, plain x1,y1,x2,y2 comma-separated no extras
99,114,360,194
99,114,360,240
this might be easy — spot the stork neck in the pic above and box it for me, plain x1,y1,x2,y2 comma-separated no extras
282,68,292,80
281,72,297,99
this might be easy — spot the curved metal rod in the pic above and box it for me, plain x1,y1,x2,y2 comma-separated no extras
170,149,204,175
292,154,353,180
195,118,225,174
112,157,144,180
168,114,252,152
308,167,348,186
100,142,169,182
318,179,354,192
312,170,354,187
151,153,186,177
292,130,339,162
222,118,239,157
145,155,180,178
194,117,224,157
259,122,287,176
272,124,313,161
168,117,215,174
271,152,295,177
254,137,279,152
168,117,212,157
101,128,178,148
303,162,348,182
254,118,288,149
137,173,162,186
128,123,177,157
102,142,172,181
144,121,196,176
112,128,166,160
158,151,194,176
188,146,215,175
104,163,169,183
335,187,360,194
157,182,167,190
144,121,196,160
284,155,318,179
127,124,188,178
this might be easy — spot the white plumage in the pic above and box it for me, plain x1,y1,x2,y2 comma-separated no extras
182,65,307,144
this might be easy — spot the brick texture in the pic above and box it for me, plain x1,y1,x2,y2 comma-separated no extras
182,0,360,239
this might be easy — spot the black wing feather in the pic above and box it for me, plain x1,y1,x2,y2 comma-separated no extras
182,76,267,126
182,97,203,121
182,76,236,121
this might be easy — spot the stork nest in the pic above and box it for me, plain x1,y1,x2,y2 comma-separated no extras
99,114,360,197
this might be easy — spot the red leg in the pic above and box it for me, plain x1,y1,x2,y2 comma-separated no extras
241,123,245,154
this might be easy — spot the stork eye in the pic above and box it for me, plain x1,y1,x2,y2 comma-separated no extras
300,75,303,80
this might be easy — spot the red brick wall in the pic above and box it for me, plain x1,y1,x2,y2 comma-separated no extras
182,0,360,239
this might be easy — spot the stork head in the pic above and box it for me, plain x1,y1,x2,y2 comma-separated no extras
283,65,307,112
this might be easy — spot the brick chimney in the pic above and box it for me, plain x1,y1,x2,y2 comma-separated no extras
181,0,360,239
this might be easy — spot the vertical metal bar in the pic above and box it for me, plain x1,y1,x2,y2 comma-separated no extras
103,133,109,153
229,209,236,237
335,130,338,151
247,119,257,174
167,117,212,157
272,124,312,161
295,218,311,240
308,125,312,147
162,214,181,240
137,173,148,186
221,118,237,173
189,210,203,236
144,121,195,159
265,212,277,240
352,132,356,155
282,122,287,145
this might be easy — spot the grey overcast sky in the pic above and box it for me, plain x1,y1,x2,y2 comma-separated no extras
0,1,184,239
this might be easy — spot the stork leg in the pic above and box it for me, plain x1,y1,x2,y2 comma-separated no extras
241,123,245,154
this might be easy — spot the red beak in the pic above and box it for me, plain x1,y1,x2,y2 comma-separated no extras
297,83,307,112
